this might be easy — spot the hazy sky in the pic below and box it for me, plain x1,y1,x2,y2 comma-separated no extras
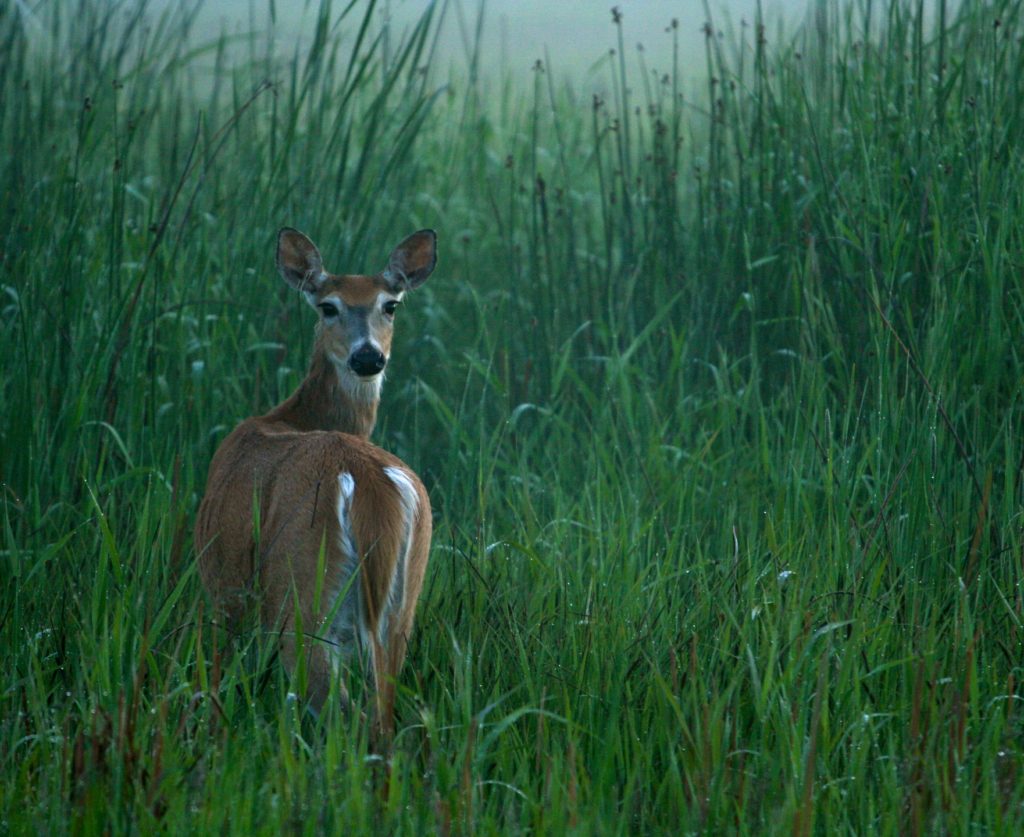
179,0,815,80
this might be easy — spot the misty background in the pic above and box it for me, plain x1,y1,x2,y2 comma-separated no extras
161,0,817,82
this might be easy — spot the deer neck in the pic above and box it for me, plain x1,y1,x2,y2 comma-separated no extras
264,336,380,438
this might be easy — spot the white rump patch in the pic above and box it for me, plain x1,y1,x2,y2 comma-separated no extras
384,466,418,520
325,471,361,676
335,471,356,561
337,472,355,504
334,472,357,583
379,466,418,644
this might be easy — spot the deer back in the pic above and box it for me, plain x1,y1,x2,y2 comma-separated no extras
195,418,431,662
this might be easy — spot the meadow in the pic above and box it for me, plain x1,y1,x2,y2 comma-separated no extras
2,0,1024,832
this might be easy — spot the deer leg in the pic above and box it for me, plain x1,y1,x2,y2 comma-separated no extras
278,630,353,716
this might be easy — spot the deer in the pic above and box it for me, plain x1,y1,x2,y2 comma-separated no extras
194,227,437,744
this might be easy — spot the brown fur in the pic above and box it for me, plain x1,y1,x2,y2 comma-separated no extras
327,274,391,307
264,342,380,437
195,228,437,742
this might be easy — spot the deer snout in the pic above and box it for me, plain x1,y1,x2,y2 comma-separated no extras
349,344,387,377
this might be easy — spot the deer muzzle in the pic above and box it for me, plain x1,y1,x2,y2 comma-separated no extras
348,344,387,377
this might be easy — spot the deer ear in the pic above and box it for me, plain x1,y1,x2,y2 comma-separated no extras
384,229,437,291
277,228,325,292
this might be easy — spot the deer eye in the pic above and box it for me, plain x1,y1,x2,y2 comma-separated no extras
318,301,339,318
382,300,400,317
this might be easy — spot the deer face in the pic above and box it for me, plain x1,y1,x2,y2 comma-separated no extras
311,274,401,380
276,228,436,391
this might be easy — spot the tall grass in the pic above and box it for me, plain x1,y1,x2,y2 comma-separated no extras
2,0,1024,832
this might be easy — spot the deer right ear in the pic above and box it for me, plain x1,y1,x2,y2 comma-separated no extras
384,229,437,291
276,228,325,293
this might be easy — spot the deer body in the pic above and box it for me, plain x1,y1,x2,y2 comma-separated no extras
195,228,437,738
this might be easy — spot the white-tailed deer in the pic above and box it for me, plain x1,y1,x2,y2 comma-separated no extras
195,227,437,742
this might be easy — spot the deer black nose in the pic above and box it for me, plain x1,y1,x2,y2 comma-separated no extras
348,345,387,377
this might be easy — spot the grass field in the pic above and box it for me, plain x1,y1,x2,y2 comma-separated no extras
2,0,1024,832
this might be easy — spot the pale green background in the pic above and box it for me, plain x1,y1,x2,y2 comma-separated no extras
157,0,815,80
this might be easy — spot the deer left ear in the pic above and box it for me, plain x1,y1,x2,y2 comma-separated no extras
277,228,325,293
384,229,437,291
